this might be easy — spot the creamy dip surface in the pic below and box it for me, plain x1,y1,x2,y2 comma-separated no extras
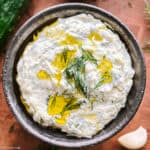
17,14,135,138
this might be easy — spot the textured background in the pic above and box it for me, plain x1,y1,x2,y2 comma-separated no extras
0,0,150,150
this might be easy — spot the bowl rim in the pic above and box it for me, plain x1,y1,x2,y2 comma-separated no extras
2,2,146,148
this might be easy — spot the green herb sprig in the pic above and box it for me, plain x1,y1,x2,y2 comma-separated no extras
81,47,97,65
64,57,87,96
94,77,106,89
63,101,84,112
62,48,68,63
64,46,98,97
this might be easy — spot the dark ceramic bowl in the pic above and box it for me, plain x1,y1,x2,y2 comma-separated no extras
3,3,146,148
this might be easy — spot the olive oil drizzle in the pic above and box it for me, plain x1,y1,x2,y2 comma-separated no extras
34,26,113,125
47,95,82,124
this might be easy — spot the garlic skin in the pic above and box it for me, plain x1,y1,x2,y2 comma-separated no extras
118,126,147,149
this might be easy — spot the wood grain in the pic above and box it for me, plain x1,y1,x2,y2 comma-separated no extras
0,0,150,150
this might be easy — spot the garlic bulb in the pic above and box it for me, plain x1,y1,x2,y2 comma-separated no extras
118,126,147,149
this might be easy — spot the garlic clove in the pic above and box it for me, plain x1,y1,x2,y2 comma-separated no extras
118,126,147,150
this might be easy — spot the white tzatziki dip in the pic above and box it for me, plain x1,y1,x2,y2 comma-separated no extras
16,14,135,138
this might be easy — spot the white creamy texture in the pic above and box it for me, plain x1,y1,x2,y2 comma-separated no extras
17,14,134,138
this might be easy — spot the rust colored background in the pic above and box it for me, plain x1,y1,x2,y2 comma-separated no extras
0,0,150,150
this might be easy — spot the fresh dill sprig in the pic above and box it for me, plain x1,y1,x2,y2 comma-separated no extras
63,101,84,112
64,57,87,97
64,46,98,96
94,77,106,89
62,48,68,63
80,46,97,65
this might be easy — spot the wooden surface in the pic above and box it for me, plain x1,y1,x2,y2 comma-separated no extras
0,0,150,150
